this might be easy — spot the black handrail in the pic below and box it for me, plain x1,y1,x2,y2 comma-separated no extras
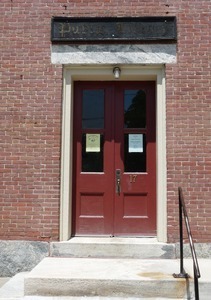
173,187,201,300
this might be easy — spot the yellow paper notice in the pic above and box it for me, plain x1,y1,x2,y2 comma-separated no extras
86,134,100,152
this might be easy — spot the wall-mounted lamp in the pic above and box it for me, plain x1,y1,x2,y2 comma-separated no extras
113,67,121,79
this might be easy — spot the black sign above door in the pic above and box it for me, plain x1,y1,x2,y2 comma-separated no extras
51,17,177,43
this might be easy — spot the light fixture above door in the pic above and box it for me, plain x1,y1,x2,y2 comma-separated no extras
113,67,121,79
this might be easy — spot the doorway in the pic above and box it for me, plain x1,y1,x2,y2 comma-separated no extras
72,81,156,236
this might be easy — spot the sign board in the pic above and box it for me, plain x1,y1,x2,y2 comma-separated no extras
51,17,177,42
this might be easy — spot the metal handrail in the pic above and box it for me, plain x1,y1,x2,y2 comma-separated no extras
173,187,201,300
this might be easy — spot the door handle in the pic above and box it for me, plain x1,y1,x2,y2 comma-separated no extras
116,169,121,195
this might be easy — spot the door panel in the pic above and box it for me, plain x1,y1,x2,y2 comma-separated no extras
113,83,156,235
73,81,156,236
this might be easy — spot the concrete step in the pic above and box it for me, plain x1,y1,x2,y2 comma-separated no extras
3,272,182,299
50,237,176,259
24,257,201,298
0,272,27,299
23,297,185,300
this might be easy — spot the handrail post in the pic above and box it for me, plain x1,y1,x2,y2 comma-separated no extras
194,265,199,300
179,189,184,275
173,187,189,278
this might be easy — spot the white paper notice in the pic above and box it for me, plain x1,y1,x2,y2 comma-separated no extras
86,134,100,152
129,134,143,153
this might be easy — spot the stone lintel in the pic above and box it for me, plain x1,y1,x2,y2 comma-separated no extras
51,44,177,65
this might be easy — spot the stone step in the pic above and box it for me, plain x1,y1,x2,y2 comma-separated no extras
24,257,196,298
50,237,176,259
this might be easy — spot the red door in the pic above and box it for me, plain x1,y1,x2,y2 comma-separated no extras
73,81,156,236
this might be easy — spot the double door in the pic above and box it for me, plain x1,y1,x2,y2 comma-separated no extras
73,81,156,236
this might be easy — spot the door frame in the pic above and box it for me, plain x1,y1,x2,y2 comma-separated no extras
60,65,167,242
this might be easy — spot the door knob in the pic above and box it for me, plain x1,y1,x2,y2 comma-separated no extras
116,169,121,195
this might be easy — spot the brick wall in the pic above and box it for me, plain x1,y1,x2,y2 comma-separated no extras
165,1,211,242
0,0,210,242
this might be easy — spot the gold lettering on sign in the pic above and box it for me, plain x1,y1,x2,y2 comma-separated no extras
59,23,70,37
129,175,137,183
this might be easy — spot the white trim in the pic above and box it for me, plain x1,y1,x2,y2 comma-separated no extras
60,65,167,242
156,68,167,242
59,69,72,241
